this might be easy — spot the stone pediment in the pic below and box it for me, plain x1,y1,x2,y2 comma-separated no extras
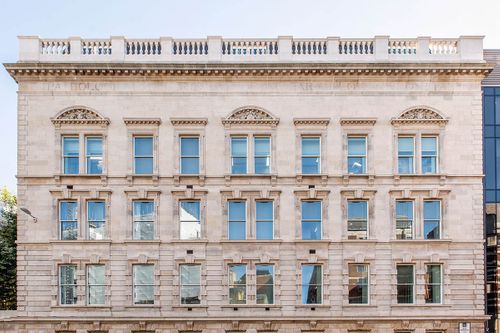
51,106,110,126
222,106,279,127
391,106,448,126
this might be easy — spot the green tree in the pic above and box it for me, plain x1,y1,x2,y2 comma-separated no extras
0,187,17,310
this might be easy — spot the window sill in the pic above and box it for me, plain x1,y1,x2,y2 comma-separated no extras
220,239,283,244
51,305,111,309
342,174,375,185
391,239,452,243
294,239,331,244
342,304,377,308
126,174,160,186
391,303,450,308
54,174,108,185
171,305,209,309
123,239,162,244
49,239,112,244
221,304,281,308
341,239,379,243
295,304,330,308
171,239,209,243
173,174,206,186
124,304,161,309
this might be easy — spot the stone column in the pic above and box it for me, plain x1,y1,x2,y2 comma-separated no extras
208,36,222,61
374,35,389,61
278,35,293,61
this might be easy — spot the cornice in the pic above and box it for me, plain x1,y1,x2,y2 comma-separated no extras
170,117,208,126
294,118,330,126
340,117,377,126
391,118,449,126
123,117,162,126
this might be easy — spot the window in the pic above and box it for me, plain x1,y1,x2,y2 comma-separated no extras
180,201,201,240
398,136,414,174
85,136,103,174
133,201,155,240
347,136,367,174
301,201,322,240
395,201,413,240
228,201,246,240
421,136,438,174
424,201,441,240
60,201,78,240
397,265,414,304
180,137,200,174
87,265,105,305
229,264,246,304
180,264,201,305
256,264,274,304
254,136,271,174
133,264,154,304
231,137,247,174
301,264,322,304
256,201,273,240
347,201,368,240
63,136,79,174
348,264,369,304
134,136,153,174
60,265,77,305
87,201,106,240
425,264,442,304
301,137,321,174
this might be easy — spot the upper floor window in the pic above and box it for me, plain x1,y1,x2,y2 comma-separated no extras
395,200,413,240
348,263,369,304
228,201,246,240
231,137,248,174
180,264,201,305
180,137,200,174
134,136,154,174
133,264,154,305
180,201,201,240
254,136,271,174
229,264,246,304
87,264,105,305
256,264,274,304
397,265,414,304
421,136,438,174
347,200,368,240
301,137,321,174
60,264,77,305
301,201,322,240
60,201,78,240
425,264,442,304
63,136,79,174
85,136,103,174
301,264,322,304
424,200,441,240
133,201,155,240
256,201,273,240
87,201,106,240
398,136,415,174
347,136,367,174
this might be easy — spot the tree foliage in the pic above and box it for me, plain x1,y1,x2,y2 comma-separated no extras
0,187,17,310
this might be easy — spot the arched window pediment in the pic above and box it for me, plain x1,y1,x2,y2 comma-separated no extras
222,106,279,127
391,106,448,126
51,106,110,126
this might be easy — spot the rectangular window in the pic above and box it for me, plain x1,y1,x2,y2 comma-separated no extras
256,201,273,240
301,137,321,174
87,201,106,240
398,136,414,174
347,200,368,240
133,264,154,304
180,201,201,240
348,264,369,304
301,201,322,240
180,264,201,304
134,136,154,174
421,136,438,174
60,201,78,240
397,265,414,304
347,136,367,174
425,264,442,304
395,200,413,240
180,137,200,174
228,201,246,240
256,264,274,304
87,265,105,305
231,137,247,174
85,136,103,174
133,201,155,240
301,264,322,304
60,264,77,305
254,136,271,174
229,264,246,304
63,136,79,174
424,201,441,240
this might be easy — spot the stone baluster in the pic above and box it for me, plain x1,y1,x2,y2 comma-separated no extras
160,37,173,61
19,36,40,62
417,36,431,59
374,35,389,61
278,36,293,61
110,36,125,61
327,36,340,60
208,36,222,61
68,36,81,61
459,35,484,62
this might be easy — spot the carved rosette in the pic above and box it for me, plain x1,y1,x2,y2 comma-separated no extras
391,107,448,126
51,108,110,126
222,106,279,126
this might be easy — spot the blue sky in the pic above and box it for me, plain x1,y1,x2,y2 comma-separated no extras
1,0,499,192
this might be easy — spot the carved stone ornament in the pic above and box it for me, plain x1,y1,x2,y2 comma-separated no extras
51,107,110,126
222,106,279,126
391,107,448,126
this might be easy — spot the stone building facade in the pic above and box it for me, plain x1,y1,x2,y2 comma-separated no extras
1,35,492,333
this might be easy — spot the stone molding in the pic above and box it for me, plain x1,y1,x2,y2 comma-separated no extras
170,117,208,126
293,118,330,126
51,106,110,126
222,106,279,127
391,106,448,126
123,117,162,126
340,117,377,126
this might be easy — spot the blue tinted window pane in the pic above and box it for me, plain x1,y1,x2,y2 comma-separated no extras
496,87,500,95
497,138,500,188
255,157,270,174
424,222,440,239
348,137,366,155
422,157,437,174
485,138,496,189
87,158,102,174
396,201,413,220
86,138,102,155
133,222,154,240
135,158,153,174
181,157,199,174
348,201,367,219
256,201,273,220
60,202,77,221
229,201,246,221
398,137,414,155
496,97,500,125
302,222,321,240
424,201,440,220
232,157,247,174
64,158,79,174
421,137,437,155
231,138,247,156
302,137,320,155
63,137,79,156
88,202,105,220
256,222,273,240
484,87,495,95
485,126,495,138
484,96,495,125
302,265,322,285
134,137,153,156
180,201,200,221
398,157,414,174
348,157,366,174
229,222,246,240
133,202,154,221
254,137,270,155
302,157,320,174
301,201,321,220
181,138,199,156
486,190,496,203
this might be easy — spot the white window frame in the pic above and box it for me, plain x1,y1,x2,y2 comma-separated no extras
396,264,415,304
423,200,442,240
133,264,155,305
347,135,367,174
179,264,202,305
301,136,321,174
86,264,106,305
347,200,369,240
421,135,439,174
348,263,370,305
59,200,78,240
228,264,247,304
179,200,201,240
230,136,248,174
255,263,275,305
87,200,106,240
255,200,274,240
132,200,155,240
59,264,78,305
301,264,323,305
133,135,154,174
395,200,414,240
397,135,416,174
301,200,323,240
62,135,80,174
85,135,103,174
227,200,247,240
179,136,200,175
253,135,272,174
425,264,443,304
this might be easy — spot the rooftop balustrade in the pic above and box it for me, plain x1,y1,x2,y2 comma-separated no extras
19,35,484,63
